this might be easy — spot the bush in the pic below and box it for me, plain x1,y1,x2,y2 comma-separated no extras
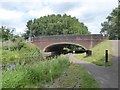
2,44,41,64
2,37,26,51
2,50,19,64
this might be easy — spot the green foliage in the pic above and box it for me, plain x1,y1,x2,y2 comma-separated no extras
15,37,25,51
67,45,83,51
2,37,25,51
0,26,15,41
2,68,28,88
2,56,70,88
75,40,112,66
63,45,83,52
24,14,90,37
1,50,19,64
63,47,70,52
1,42,41,64
26,56,70,85
100,6,120,40
43,63,100,88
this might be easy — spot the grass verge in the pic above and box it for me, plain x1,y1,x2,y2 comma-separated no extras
75,40,112,66
43,63,100,88
78,64,100,88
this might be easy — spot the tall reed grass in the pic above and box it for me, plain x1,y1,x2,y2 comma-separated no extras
2,55,70,88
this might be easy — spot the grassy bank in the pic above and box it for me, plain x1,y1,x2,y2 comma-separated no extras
75,40,112,66
2,55,70,88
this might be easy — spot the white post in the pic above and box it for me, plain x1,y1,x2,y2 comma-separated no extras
116,35,118,40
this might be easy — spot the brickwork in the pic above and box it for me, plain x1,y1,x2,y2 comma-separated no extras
32,34,107,51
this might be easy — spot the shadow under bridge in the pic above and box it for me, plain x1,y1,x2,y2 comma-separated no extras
43,42,87,56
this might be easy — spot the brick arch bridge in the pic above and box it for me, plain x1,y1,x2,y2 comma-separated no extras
32,34,107,52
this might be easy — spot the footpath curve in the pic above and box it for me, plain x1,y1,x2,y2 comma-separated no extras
68,40,118,88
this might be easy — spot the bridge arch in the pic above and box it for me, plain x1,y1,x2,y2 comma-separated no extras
33,34,106,52
43,42,88,53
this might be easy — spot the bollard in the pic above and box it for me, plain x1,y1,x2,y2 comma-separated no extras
86,50,92,56
105,49,108,63
86,50,88,56
89,50,92,56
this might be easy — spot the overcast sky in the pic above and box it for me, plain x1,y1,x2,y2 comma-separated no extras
0,0,118,34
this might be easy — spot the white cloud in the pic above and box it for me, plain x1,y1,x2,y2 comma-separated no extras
0,7,26,34
66,6,87,18
65,0,118,33
27,7,54,18
0,0,42,2
0,0,118,34
0,8,24,20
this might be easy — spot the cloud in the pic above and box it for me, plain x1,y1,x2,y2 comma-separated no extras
0,7,26,33
48,2,80,13
0,0,118,34
65,0,118,33
27,7,54,18
0,8,24,20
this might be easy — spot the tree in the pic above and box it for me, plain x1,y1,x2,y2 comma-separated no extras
24,14,90,37
100,5,120,40
0,26,14,41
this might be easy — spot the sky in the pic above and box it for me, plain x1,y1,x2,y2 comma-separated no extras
0,0,118,35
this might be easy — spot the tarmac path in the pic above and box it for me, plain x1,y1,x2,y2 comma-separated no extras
69,40,119,88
